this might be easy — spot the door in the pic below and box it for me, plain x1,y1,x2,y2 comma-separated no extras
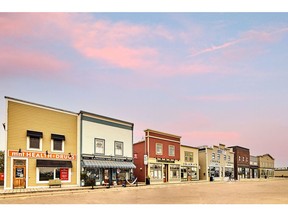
13,159,26,189
163,164,168,183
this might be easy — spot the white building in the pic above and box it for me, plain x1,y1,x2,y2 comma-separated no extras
79,111,135,186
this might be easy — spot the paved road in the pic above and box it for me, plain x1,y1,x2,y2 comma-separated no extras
1,179,288,204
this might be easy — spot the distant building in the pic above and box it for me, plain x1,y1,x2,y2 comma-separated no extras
180,145,199,181
133,129,181,184
274,167,288,178
250,155,259,178
199,144,234,181
228,146,250,180
258,154,275,178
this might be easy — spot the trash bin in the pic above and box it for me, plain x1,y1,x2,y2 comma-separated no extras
210,176,214,182
146,177,150,185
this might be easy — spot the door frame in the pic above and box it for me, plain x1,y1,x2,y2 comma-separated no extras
11,157,28,189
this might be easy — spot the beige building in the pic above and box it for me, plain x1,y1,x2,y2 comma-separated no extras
258,154,275,178
4,97,78,189
199,144,234,181
180,145,199,181
274,167,288,177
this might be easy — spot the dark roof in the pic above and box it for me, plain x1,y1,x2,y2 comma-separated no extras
228,146,250,151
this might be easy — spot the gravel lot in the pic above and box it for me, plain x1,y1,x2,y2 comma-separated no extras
1,179,288,204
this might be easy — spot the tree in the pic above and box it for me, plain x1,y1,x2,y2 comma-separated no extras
0,151,4,173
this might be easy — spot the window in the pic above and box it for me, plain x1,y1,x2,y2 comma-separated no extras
246,157,248,162
242,156,245,162
156,143,163,155
184,151,193,162
27,130,43,150
228,156,230,161
169,145,175,156
51,134,65,152
238,156,241,161
224,155,226,160
38,167,70,182
217,153,220,160
170,165,180,179
115,141,123,156
212,153,215,159
150,163,162,179
94,138,105,154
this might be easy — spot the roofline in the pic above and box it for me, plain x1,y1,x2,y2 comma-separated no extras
228,146,250,151
144,129,181,139
5,96,78,116
181,144,199,149
258,153,275,160
79,110,134,126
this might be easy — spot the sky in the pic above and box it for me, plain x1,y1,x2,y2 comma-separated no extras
0,11,288,167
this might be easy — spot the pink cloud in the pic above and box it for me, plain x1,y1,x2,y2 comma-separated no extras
185,94,248,102
0,47,69,77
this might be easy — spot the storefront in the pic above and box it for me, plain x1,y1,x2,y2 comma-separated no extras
181,165,198,181
81,158,135,186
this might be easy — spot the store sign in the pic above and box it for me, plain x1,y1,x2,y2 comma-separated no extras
60,168,69,180
183,162,197,166
144,155,148,165
8,150,76,160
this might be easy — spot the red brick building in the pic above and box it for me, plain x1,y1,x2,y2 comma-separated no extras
229,146,250,180
133,129,181,184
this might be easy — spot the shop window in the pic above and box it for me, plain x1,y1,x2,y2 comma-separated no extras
169,145,175,156
94,138,105,154
114,141,123,156
37,167,70,182
156,143,163,155
27,130,43,150
170,165,180,179
150,163,162,179
184,151,193,162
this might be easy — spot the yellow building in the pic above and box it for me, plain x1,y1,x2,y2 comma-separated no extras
180,145,199,181
258,154,275,178
274,167,288,178
199,144,234,181
4,97,78,189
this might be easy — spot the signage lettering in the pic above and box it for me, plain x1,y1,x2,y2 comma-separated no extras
8,150,76,160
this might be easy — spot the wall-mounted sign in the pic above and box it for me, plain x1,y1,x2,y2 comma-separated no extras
144,155,148,165
183,162,197,166
60,168,69,180
8,150,76,160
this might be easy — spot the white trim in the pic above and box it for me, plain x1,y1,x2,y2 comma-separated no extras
36,167,72,184
168,145,175,156
50,139,65,153
147,135,180,143
26,136,43,151
156,143,163,155
10,157,28,189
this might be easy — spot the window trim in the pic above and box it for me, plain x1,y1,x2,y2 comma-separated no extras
156,143,163,155
168,145,175,156
94,138,105,155
114,141,124,156
184,151,193,162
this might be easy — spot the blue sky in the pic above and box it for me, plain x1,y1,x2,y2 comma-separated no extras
0,12,288,167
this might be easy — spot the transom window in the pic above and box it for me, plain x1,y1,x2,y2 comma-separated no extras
115,141,123,156
169,145,175,156
95,138,105,154
156,143,163,155
184,151,193,162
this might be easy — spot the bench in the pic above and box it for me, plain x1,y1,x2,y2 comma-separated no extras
49,179,62,188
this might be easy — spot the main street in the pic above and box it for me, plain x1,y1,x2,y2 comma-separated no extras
1,179,288,204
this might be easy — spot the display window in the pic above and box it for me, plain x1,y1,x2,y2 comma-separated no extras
150,163,162,180
170,165,180,179
37,167,71,183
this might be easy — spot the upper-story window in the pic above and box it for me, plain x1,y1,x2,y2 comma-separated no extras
238,156,241,161
115,141,123,156
217,153,220,160
246,157,248,162
27,130,43,150
224,155,227,160
212,153,215,159
242,156,245,162
94,138,105,154
156,143,163,155
184,151,193,162
169,145,175,156
51,134,65,152
228,155,230,161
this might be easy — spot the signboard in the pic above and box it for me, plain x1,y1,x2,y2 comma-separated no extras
60,168,69,180
144,155,148,165
8,150,76,160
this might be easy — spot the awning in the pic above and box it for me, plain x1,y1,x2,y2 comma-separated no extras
51,134,65,141
27,130,43,138
82,159,136,169
36,159,72,168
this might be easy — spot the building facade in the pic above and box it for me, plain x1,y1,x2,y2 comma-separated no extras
199,144,234,181
4,97,78,189
229,146,250,180
133,129,181,184
274,167,288,178
249,155,259,178
79,111,135,186
180,145,199,181
258,154,274,178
